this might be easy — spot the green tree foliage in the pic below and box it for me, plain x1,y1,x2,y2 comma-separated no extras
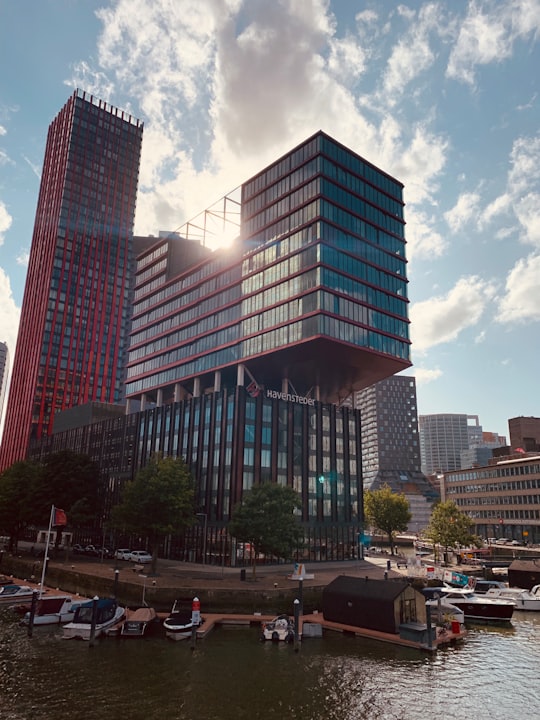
40,450,102,534
110,454,195,574
424,501,477,561
0,460,44,551
364,484,412,555
228,483,302,577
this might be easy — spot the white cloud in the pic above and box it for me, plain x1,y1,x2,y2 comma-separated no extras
409,276,497,353
447,0,540,86
497,253,540,323
16,250,29,267
381,2,446,102
405,209,447,260
0,201,12,245
0,266,20,353
444,191,481,233
413,366,443,384
75,0,452,242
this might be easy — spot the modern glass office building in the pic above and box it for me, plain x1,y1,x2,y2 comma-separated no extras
0,91,143,471
29,131,411,563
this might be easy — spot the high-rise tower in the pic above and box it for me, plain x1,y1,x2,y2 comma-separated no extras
0,90,143,471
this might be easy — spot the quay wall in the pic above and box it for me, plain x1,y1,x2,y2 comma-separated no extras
0,554,323,614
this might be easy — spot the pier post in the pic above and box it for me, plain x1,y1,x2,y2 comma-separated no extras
89,596,99,647
27,590,39,637
293,598,301,652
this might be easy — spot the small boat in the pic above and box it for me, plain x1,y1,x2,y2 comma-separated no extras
260,614,295,643
437,584,515,623
105,606,157,637
485,585,540,611
0,584,35,606
425,597,465,625
20,595,83,625
163,599,202,641
63,598,125,640
121,607,157,637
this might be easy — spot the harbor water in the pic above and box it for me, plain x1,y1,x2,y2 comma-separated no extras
1,608,540,720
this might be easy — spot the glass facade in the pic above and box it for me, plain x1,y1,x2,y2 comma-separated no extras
126,131,410,406
30,387,363,563
0,90,143,471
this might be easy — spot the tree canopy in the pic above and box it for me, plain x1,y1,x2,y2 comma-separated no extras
228,482,303,577
423,501,478,559
110,454,195,574
40,450,102,532
364,484,411,555
0,460,44,551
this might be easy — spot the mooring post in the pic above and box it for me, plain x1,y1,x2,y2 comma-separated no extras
293,598,301,652
89,596,99,647
27,590,39,638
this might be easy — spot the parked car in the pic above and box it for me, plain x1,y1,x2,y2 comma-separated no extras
72,544,87,555
508,540,520,546
128,550,152,564
115,548,132,560
82,545,114,559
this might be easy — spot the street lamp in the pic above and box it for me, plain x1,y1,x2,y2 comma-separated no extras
196,513,207,565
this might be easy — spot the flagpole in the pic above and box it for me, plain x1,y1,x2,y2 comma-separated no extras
39,505,54,597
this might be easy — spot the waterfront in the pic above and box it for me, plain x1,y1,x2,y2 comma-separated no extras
1,608,540,720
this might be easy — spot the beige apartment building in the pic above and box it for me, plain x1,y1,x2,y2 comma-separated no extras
443,453,540,544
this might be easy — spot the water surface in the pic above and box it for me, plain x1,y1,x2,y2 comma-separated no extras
1,609,539,719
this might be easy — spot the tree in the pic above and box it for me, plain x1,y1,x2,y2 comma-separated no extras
110,454,195,575
40,450,103,543
228,483,302,578
423,501,478,563
364,484,411,555
0,460,44,552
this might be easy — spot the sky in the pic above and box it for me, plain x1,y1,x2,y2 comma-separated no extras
0,0,539,441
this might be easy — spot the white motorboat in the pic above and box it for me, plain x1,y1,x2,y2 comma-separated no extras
63,598,125,639
0,584,35,606
485,585,540,611
260,614,295,643
21,595,83,625
163,599,202,641
438,584,515,623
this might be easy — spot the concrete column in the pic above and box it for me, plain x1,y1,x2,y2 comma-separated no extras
157,388,163,407
193,377,201,397
174,383,181,402
140,394,147,411
214,371,221,393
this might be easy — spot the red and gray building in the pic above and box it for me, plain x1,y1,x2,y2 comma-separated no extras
28,131,412,562
0,90,143,471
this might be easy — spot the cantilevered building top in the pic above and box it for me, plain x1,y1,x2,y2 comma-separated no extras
125,131,410,408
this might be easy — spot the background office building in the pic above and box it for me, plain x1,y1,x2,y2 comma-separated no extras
30,131,412,563
0,341,9,430
419,413,484,476
0,90,143,471
349,375,438,534
444,454,540,544
509,416,540,453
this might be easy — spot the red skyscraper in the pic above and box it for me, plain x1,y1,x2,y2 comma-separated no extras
0,90,143,471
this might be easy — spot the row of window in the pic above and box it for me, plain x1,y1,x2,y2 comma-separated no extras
447,463,540,481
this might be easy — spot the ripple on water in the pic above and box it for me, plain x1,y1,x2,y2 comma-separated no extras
1,610,540,719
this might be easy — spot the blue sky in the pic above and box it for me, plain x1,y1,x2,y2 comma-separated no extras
0,0,539,440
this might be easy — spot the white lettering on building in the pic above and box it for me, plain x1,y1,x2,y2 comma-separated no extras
265,389,316,406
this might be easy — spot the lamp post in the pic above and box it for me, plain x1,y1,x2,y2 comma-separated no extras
196,513,207,565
